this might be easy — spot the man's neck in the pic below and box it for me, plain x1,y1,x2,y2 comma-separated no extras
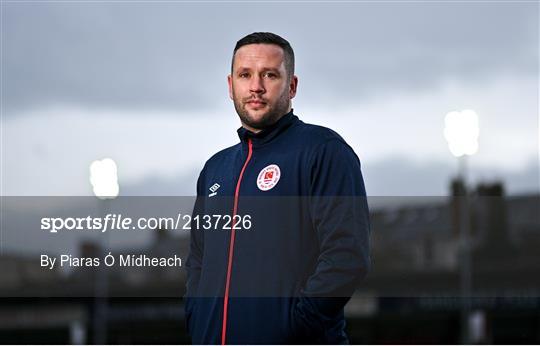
242,124,263,134
241,107,292,133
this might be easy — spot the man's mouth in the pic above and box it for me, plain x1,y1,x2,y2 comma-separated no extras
246,99,266,106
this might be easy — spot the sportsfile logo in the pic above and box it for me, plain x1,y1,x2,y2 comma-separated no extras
208,183,220,197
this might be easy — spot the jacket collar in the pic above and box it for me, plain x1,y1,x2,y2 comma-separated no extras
237,109,298,146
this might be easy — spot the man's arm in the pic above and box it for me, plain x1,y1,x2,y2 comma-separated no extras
292,138,371,338
184,169,206,336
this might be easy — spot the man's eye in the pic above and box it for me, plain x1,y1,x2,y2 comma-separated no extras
263,72,277,79
239,73,250,78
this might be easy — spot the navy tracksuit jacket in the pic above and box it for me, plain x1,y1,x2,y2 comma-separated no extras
185,110,371,344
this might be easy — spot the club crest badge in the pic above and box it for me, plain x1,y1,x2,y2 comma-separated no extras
257,164,281,191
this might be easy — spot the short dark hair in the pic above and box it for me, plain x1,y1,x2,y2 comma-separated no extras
232,32,295,79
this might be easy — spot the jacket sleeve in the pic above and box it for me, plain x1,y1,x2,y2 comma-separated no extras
292,138,371,339
184,168,206,336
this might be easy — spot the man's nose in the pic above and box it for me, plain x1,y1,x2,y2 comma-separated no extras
249,75,265,93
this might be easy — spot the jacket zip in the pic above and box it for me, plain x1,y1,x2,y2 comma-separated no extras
221,138,253,345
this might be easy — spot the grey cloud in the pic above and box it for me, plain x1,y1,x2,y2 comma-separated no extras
3,2,537,115
4,3,232,114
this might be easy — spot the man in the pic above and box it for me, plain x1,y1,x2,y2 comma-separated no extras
185,32,371,344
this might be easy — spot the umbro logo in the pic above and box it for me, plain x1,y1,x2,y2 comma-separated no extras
208,183,220,197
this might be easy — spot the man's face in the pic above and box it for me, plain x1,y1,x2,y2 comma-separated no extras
228,44,298,133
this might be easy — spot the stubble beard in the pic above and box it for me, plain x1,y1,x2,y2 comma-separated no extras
233,88,290,132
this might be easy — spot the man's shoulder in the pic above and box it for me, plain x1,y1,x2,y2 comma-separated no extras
201,143,241,171
296,120,349,148
294,120,362,164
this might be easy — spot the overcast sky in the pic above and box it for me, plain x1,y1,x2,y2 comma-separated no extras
2,1,538,196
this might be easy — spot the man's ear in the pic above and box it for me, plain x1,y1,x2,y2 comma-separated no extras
289,75,298,99
227,74,233,100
